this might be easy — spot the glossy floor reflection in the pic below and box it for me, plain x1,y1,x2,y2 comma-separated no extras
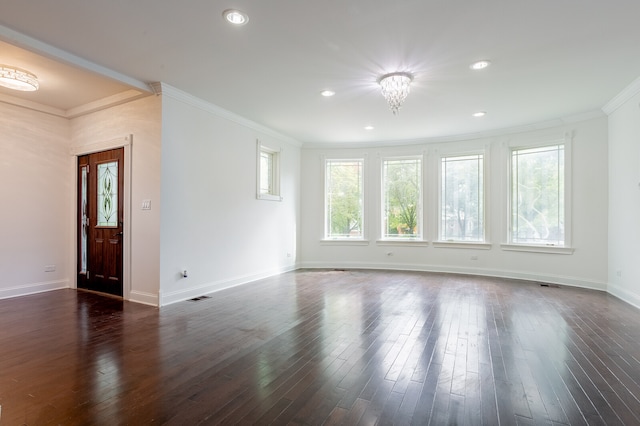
1,270,640,425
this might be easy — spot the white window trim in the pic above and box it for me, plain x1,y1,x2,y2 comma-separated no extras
379,154,425,242
323,155,367,241
436,148,489,244
256,140,282,201
504,133,573,253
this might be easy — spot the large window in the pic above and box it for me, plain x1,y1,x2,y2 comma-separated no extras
382,157,422,239
511,144,564,245
440,154,484,241
325,159,364,239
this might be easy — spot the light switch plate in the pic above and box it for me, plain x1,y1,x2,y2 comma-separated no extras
142,199,151,210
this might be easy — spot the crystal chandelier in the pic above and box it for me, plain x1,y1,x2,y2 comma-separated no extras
378,71,413,115
0,65,39,91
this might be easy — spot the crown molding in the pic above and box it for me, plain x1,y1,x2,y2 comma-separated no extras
1,89,150,119
0,24,150,93
602,76,640,115
153,83,302,147
302,110,605,149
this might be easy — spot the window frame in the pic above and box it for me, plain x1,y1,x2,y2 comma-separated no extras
436,151,487,245
323,157,366,241
502,136,573,254
256,140,282,201
379,155,424,241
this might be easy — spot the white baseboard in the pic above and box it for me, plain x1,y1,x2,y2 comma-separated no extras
297,261,607,292
0,279,70,300
159,264,298,306
128,290,160,307
607,283,640,310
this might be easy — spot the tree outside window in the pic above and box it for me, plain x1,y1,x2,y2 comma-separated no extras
511,145,564,245
325,159,364,239
382,157,421,239
441,154,484,241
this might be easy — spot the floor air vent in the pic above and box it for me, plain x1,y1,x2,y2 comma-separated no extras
189,295,211,302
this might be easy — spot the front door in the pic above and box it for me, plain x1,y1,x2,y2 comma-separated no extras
77,148,124,297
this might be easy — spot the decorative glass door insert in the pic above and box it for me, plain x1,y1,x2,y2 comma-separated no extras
80,165,88,274
97,161,118,227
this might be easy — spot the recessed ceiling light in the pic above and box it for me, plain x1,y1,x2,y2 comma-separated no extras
364,125,374,130
472,111,487,117
320,90,335,97
223,9,249,25
470,60,491,70
0,65,39,91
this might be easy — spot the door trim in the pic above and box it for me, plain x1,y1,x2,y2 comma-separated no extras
71,135,132,301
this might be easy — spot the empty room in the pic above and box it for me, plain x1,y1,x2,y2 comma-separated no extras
1,1,640,425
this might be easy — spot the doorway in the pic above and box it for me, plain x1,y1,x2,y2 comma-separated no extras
77,148,124,297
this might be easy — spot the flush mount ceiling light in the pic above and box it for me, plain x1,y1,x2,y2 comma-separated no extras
0,65,39,91
320,90,335,97
470,60,491,70
223,9,249,25
378,71,413,115
472,111,487,117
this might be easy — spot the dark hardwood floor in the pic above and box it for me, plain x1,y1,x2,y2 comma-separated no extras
1,270,640,425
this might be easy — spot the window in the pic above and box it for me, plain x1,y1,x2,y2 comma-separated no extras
440,154,484,241
325,159,364,239
381,157,422,239
257,141,281,201
510,144,564,245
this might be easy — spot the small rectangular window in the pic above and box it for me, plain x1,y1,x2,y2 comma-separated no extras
511,144,564,245
382,157,422,239
325,159,364,239
440,154,484,241
257,141,281,201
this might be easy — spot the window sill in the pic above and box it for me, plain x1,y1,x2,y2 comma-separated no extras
433,241,492,250
500,243,574,255
257,194,282,202
320,239,369,246
376,239,428,247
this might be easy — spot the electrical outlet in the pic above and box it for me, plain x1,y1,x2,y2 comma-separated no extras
616,270,622,277
44,265,56,272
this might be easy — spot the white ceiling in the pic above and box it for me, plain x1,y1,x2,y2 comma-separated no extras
1,0,639,144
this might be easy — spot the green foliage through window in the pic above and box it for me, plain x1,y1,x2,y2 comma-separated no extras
511,145,564,245
325,159,364,238
441,154,484,241
382,157,421,238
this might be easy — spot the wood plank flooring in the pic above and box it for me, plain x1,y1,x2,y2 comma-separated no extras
1,269,640,425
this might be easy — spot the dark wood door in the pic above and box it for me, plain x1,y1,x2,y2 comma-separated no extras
77,148,124,297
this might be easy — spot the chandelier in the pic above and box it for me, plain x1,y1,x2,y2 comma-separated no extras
0,65,39,91
378,71,413,115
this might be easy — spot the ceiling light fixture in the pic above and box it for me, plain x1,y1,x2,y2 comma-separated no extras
320,90,335,97
472,111,487,117
378,71,413,115
0,65,39,91
364,125,374,130
470,60,491,70
223,9,249,25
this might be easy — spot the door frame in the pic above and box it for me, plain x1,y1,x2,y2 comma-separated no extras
71,135,132,300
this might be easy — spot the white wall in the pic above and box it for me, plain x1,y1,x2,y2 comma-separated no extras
606,83,640,308
70,95,162,305
158,85,300,306
300,117,609,290
0,102,71,298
